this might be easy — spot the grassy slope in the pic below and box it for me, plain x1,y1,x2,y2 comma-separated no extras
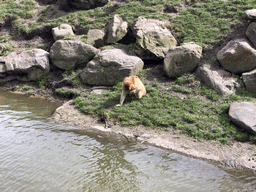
1,0,255,45
1,0,256,144
72,69,256,145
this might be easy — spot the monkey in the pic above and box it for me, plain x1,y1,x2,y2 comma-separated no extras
116,76,146,106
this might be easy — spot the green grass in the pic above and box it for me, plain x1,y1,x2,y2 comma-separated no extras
1,0,255,47
10,85,21,91
62,34,75,40
37,73,50,90
72,74,256,145
1,44,12,56
55,88,78,98
0,36,10,42
174,0,256,45
23,85,31,90
37,44,49,51
61,70,86,88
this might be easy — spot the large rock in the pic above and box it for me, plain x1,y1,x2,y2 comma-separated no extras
87,29,105,48
50,40,99,70
80,49,144,86
106,14,128,44
196,64,240,96
164,43,202,78
242,69,256,93
52,24,75,41
131,17,177,59
229,102,256,135
246,22,256,48
217,38,256,74
67,0,108,9
0,49,50,81
245,9,256,20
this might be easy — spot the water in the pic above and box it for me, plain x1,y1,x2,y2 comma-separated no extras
0,89,255,192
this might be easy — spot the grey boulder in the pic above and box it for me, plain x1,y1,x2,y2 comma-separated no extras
80,49,144,86
195,64,240,96
106,14,128,44
242,69,256,94
131,17,177,59
229,102,256,135
246,22,256,48
245,9,256,20
87,29,105,48
50,40,99,70
0,49,50,81
164,43,202,78
217,38,256,74
52,24,75,41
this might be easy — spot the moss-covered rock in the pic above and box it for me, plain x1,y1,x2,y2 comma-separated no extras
131,17,177,60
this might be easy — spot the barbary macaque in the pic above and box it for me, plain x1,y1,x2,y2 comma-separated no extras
116,76,146,106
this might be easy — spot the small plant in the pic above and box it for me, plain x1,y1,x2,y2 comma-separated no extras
230,94,242,101
137,69,146,77
235,133,249,142
249,135,256,144
151,81,161,90
1,45,11,56
184,113,197,123
174,75,185,84
26,90,33,96
0,36,10,42
219,138,229,145
201,86,221,101
37,73,50,90
55,88,75,98
41,5,51,16
29,42,35,47
73,80,84,88
11,85,21,91
128,44,136,55
172,85,191,94
62,34,74,40
23,85,31,90
37,44,48,51
188,76,195,83
80,36,88,43
51,10,57,16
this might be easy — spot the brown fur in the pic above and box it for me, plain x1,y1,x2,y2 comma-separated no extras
118,76,146,106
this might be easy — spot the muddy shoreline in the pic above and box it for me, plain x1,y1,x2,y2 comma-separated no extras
50,100,256,174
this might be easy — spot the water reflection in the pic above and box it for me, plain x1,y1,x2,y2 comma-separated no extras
0,88,61,118
0,90,255,191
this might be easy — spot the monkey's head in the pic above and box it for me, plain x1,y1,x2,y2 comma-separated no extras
123,82,135,92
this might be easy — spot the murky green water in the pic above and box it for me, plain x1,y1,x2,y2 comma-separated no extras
0,89,255,192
